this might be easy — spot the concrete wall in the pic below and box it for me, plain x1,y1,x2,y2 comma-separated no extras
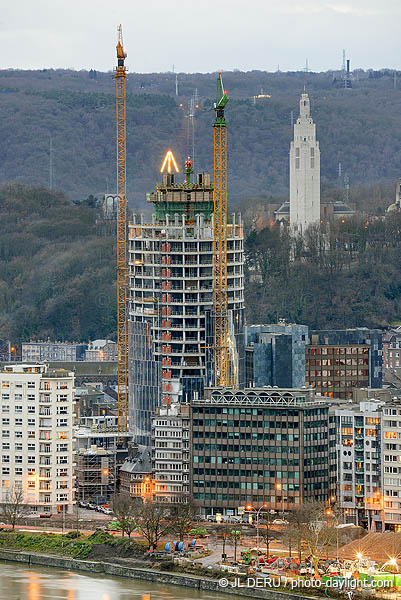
0,549,317,600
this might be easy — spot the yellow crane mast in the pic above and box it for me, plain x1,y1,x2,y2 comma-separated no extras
213,72,230,387
115,25,128,436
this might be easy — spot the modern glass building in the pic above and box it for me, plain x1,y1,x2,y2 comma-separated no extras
190,387,337,514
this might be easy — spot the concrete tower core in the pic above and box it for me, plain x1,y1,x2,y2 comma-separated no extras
128,164,245,445
289,93,321,233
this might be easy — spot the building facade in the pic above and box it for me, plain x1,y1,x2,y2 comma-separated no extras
151,403,190,503
382,327,401,369
289,93,321,233
0,364,74,514
306,329,383,399
190,387,336,515
245,323,308,388
22,342,87,362
128,169,245,444
334,400,382,527
84,340,117,362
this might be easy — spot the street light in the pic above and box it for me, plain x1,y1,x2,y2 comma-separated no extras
246,503,268,556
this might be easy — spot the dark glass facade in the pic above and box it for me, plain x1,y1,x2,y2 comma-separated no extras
190,387,336,514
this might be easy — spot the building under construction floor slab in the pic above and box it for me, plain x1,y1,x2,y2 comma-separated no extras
128,162,246,445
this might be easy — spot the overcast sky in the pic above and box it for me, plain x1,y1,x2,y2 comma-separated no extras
1,0,400,73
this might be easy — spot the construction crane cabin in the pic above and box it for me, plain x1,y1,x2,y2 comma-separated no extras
213,72,230,387
115,25,128,440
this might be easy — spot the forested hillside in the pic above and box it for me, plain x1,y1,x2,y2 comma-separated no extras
0,183,116,343
245,215,401,329
1,183,400,346
1,68,400,207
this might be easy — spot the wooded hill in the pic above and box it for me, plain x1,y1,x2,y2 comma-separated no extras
1,68,400,207
1,183,400,346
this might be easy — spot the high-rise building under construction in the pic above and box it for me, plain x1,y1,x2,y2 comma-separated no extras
128,162,245,444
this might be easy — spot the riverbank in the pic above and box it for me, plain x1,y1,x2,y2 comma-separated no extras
0,548,317,600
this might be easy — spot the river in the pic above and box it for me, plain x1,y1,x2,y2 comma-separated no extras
0,562,225,600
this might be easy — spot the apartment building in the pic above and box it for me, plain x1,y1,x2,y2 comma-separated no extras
382,403,401,531
151,403,190,503
0,364,74,514
334,400,383,528
190,387,336,515
22,341,87,362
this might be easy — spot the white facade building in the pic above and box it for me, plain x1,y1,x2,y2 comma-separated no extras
382,404,401,530
290,93,321,233
0,364,74,514
151,403,190,503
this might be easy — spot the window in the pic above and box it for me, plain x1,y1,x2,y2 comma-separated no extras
15,418,22,426
15,456,22,464
14,468,22,475
27,469,36,476
1,418,9,425
28,431,35,439
1,480,9,488
2,405,9,413
28,481,35,489
2,456,9,463
27,406,35,414
27,419,35,426
57,419,68,427
1,468,9,475
1,443,9,450
2,431,9,438
15,406,22,413
14,443,22,451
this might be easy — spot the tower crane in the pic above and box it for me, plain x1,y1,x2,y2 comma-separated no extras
213,73,230,387
115,25,128,437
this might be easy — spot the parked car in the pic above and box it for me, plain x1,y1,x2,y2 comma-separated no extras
87,503,96,510
272,519,288,525
79,501,88,508
103,508,113,515
206,514,216,522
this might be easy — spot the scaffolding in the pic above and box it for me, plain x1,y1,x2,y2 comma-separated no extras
75,446,116,503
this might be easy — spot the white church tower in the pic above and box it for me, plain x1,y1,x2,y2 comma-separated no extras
289,93,320,233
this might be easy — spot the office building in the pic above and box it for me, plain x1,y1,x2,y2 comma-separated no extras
190,387,336,515
245,323,308,388
0,364,74,514
306,329,383,399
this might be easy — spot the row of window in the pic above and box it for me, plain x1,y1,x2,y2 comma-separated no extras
1,418,69,426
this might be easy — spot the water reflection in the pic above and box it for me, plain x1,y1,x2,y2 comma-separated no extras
0,562,222,600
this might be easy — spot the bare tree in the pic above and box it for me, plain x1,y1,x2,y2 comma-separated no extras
288,501,337,575
170,500,196,542
112,493,139,537
134,500,172,550
0,488,29,530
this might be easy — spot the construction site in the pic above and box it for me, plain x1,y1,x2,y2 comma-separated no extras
74,26,243,494
111,27,245,446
